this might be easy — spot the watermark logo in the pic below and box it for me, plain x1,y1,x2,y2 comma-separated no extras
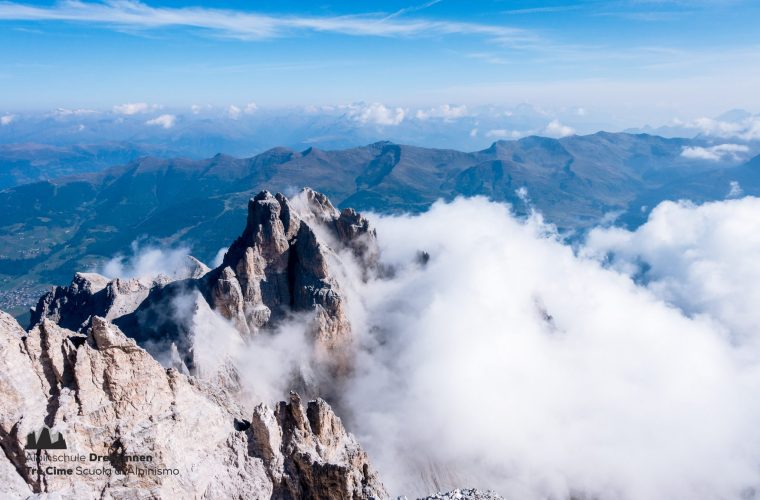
25,426,67,450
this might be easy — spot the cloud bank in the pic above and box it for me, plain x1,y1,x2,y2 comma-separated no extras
330,196,760,498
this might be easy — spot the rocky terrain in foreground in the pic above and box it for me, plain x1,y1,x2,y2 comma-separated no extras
0,188,391,499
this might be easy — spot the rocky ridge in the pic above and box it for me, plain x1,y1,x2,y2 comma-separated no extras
1,188,389,499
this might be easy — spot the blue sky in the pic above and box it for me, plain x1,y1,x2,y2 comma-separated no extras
1,0,759,123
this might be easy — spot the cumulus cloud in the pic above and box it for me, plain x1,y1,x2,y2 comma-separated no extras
415,104,469,121
681,143,750,161
0,114,13,126
113,102,152,115
543,119,575,137
145,114,176,129
347,102,406,126
101,242,193,280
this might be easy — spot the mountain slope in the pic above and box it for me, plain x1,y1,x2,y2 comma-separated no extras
1,133,756,315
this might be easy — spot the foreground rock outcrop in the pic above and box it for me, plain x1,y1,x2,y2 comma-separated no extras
0,311,387,499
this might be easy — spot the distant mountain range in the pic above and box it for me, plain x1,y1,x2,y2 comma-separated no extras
1,131,759,316
0,142,187,190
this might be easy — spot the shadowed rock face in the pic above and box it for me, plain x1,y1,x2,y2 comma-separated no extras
0,311,388,499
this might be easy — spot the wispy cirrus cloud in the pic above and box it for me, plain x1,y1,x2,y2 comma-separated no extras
0,0,538,46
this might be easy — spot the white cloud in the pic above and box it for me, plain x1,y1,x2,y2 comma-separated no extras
332,196,760,498
0,1,537,45
728,180,743,198
227,105,241,119
543,119,575,137
101,242,193,280
584,197,760,349
113,102,152,115
415,104,469,121
190,104,212,114
52,107,97,117
685,115,760,141
0,114,13,126
681,143,750,161
227,102,258,119
145,114,176,129
347,102,405,126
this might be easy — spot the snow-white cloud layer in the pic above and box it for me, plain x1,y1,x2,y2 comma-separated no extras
329,197,760,498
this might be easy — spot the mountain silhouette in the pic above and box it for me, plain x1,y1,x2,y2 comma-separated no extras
25,426,67,450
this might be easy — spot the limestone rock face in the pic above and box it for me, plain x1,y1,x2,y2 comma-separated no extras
3,189,390,498
209,189,374,346
0,311,387,499
192,188,377,374
29,255,210,332
250,392,387,500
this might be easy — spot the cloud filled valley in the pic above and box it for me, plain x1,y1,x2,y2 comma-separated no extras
89,193,760,499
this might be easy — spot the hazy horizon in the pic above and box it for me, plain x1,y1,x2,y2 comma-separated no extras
2,0,760,125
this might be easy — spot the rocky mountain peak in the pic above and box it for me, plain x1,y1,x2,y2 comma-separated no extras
0,188,395,498
208,188,377,357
